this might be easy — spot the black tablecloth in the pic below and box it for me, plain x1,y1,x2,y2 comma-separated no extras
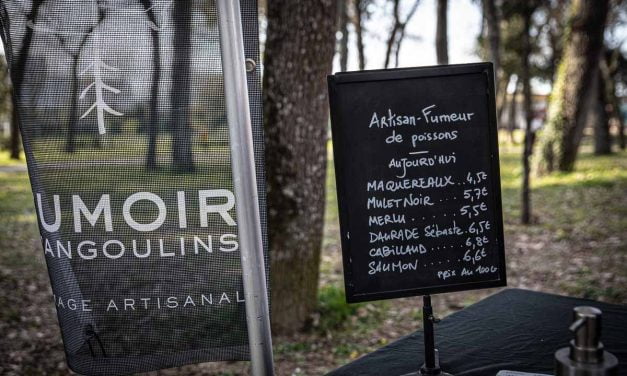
328,289,627,376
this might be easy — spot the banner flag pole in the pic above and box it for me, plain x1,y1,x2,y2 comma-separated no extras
216,1,275,375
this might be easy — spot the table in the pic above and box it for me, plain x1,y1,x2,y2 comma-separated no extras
328,289,627,376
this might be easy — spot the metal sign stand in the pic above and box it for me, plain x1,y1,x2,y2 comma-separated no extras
402,295,453,376
216,1,275,375
420,295,452,376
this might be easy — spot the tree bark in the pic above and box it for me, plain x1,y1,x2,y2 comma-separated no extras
9,0,45,160
591,68,611,155
496,75,509,127
171,1,194,172
435,0,448,65
394,2,420,68
508,78,519,143
64,7,105,153
141,0,161,170
263,0,337,334
354,0,366,70
600,51,625,150
394,26,406,68
384,0,401,69
482,0,500,94
521,5,534,225
11,0,43,98
66,55,79,153
10,95,19,159
547,2,566,85
536,0,610,173
338,0,349,72
384,0,420,69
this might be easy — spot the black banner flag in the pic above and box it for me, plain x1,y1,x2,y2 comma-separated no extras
0,1,267,374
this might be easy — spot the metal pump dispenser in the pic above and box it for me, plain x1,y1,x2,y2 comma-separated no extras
555,306,618,376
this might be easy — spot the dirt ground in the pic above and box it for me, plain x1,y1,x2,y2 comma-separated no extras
1,146,626,376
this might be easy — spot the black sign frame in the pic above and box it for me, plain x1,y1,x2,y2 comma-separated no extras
328,63,507,303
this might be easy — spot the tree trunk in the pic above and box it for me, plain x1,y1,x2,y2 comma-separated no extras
11,0,43,98
263,0,337,334
9,0,45,160
600,52,625,150
394,27,406,68
591,68,611,155
385,0,420,69
521,6,534,225
435,0,448,65
482,0,500,94
66,55,79,153
141,0,161,170
384,0,401,69
171,1,194,172
65,10,103,154
620,113,627,151
354,0,366,70
536,0,609,173
548,27,561,86
338,0,349,72
496,75,509,127
10,96,19,159
547,0,567,85
508,78,519,143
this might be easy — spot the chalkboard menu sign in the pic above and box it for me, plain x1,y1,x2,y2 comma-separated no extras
328,63,506,303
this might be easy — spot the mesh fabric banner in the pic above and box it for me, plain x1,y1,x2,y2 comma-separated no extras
0,0,267,374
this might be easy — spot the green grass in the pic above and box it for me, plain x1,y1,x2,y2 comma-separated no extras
499,137,627,235
496,133,625,302
317,132,627,330
3,132,231,164
0,150,26,165
0,170,38,271
0,134,245,360
1,131,626,370
316,284,365,332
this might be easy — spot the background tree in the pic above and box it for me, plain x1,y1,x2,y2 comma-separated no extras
9,0,45,159
435,0,448,65
171,1,194,172
8,87,18,159
479,0,548,222
263,0,337,334
506,78,519,142
536,0,610,173
140,0,161,170
520,1,540,225
601,49,627,150
482,0,500,94
489,4,525,136
353,0,371,70
384,0,420,69
592,58,612,155
481,2,523,128
542,0,569,85
0,57,14,156
56,3,106,153
603,0,627,150
479,0,570,129
337,0,349,72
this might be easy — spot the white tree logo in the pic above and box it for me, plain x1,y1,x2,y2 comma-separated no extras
79,50,123,135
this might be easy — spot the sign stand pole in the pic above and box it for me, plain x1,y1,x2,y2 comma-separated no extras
216,1,275,375
420,295,453,376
